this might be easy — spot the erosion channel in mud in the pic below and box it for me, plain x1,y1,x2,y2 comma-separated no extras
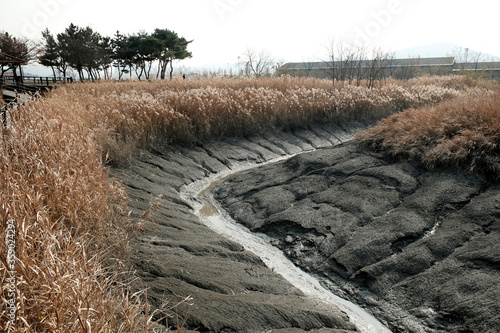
180,156,391,333
125,124,499,333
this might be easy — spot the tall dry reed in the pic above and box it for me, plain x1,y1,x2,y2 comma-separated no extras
356,86,500,176
0,98,173,331
42,75,486,165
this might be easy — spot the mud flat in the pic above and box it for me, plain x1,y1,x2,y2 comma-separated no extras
115,124,366,332
214,142,500,333
180,157,389,333
115,123,499,332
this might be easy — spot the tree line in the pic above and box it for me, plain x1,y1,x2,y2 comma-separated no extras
322,40,413,88
1,24,192,81
278,39,500,88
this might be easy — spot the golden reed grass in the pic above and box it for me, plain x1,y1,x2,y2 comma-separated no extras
0,98,170,331
42,75,486,165
0,75,493,332
357,84,500,177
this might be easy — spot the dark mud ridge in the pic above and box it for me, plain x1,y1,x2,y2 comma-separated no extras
115,124,500,333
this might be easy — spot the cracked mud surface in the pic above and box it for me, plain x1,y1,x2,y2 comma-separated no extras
215,142,500,333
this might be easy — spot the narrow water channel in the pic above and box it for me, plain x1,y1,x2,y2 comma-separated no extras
180,158,391,333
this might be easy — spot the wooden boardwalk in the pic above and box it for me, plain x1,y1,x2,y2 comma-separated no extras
1,76,69,127
1,90,36,127
1,75,69,94
2,89,31,101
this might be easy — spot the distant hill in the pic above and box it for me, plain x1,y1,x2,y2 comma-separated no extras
394,42,500,61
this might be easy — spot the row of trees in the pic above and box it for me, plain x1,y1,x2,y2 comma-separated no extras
322,40,415,87
1,24,192,82
39,24,192,81
283,40,498,87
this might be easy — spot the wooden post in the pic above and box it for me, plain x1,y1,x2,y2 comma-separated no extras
2,109,6,127
18,63,24,86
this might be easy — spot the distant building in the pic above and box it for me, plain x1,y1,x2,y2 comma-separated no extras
453,61,500,79
277,57,500,80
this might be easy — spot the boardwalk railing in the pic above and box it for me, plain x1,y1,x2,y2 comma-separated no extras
1,76,70,127
1,91,39,127
1,75,71,94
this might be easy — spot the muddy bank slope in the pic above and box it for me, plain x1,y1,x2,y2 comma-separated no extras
114,125,362,333
214,142,500,333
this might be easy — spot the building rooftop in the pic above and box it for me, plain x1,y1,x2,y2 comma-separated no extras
279,57,456,71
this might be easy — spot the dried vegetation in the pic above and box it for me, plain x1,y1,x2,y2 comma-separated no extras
356,79,500,177
41,75,485,165
1,75,495,331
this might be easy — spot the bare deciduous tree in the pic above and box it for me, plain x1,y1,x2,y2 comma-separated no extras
323,38,371,87
452,46,487,72
243,48,273,77
366,48,394,88
323,38,396,88
322,38,337,86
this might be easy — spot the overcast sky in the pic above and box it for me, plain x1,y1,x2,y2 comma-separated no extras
2,0,499,70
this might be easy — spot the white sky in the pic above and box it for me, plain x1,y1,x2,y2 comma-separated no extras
1,0,499,70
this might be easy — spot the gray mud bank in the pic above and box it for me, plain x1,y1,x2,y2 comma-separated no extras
214,143,500,333
115,124,500,333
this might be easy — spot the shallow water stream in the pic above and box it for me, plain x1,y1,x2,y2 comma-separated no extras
180,157,391,333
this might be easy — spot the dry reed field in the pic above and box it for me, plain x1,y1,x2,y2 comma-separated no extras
0,75,495,332
356,83,500,177
0,98,165,331
41,75,487,165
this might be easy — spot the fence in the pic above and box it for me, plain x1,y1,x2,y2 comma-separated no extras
1,75,70,94
1,92,39,127
1,76,70,127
